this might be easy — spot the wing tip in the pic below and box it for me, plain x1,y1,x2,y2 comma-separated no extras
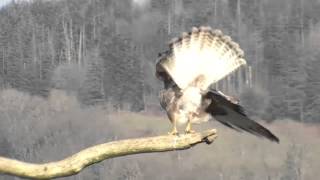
247,121,280,143
267,132,280,143
205,90,280,143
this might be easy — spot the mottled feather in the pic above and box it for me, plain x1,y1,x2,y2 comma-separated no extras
156,26,279,143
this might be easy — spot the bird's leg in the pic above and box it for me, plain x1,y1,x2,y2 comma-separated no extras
185,113,195,134
168,121,178,135
185,120,195,134
168,114,178,135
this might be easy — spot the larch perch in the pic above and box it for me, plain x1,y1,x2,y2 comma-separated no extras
0,129,217,179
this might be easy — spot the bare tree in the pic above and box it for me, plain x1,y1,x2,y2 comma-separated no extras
0,129,217,179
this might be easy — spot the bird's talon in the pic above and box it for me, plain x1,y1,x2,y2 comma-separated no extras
168,131,179,136
185,130,196,134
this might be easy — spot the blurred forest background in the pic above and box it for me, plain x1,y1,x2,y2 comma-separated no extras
0,0,320,179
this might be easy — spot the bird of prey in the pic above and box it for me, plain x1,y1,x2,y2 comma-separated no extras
156,26,279,143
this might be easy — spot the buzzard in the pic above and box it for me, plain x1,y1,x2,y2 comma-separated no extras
156,26,279,143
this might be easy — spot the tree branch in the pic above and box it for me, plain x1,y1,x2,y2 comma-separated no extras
0,129,217,179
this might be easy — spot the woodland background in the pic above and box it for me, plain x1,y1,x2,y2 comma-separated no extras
0,0,320,179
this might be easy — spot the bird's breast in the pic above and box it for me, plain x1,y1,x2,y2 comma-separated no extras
178,87,202,113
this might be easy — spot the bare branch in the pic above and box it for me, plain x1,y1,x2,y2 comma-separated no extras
0,129,217,179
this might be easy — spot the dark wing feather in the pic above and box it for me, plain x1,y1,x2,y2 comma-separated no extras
156,59,177,89
156,59,180,112
204,90,279,143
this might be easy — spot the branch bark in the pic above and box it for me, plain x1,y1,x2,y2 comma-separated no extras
0,129,217,179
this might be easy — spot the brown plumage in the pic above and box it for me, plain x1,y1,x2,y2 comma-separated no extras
156,26,279,143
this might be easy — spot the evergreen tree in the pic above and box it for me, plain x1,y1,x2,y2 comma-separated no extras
262,17,288,120
304,51,320,122
79,49,104,105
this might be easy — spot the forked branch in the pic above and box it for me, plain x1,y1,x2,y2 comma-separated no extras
0,129,217,179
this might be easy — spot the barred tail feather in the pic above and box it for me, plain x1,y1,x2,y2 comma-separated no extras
156,26,246,90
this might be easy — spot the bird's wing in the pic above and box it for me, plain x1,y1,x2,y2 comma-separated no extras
156,59,177,89
156,61,180,111
156,26,246,90
204,90,279,143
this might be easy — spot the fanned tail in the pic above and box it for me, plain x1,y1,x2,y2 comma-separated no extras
156,26,246,90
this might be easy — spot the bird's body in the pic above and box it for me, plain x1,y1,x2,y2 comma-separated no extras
156,26,279,142
160,86,206,125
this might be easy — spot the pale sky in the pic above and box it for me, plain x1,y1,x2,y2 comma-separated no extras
0,0,12,8
132,0,149,8
0,0,32,8
0,0,147,9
